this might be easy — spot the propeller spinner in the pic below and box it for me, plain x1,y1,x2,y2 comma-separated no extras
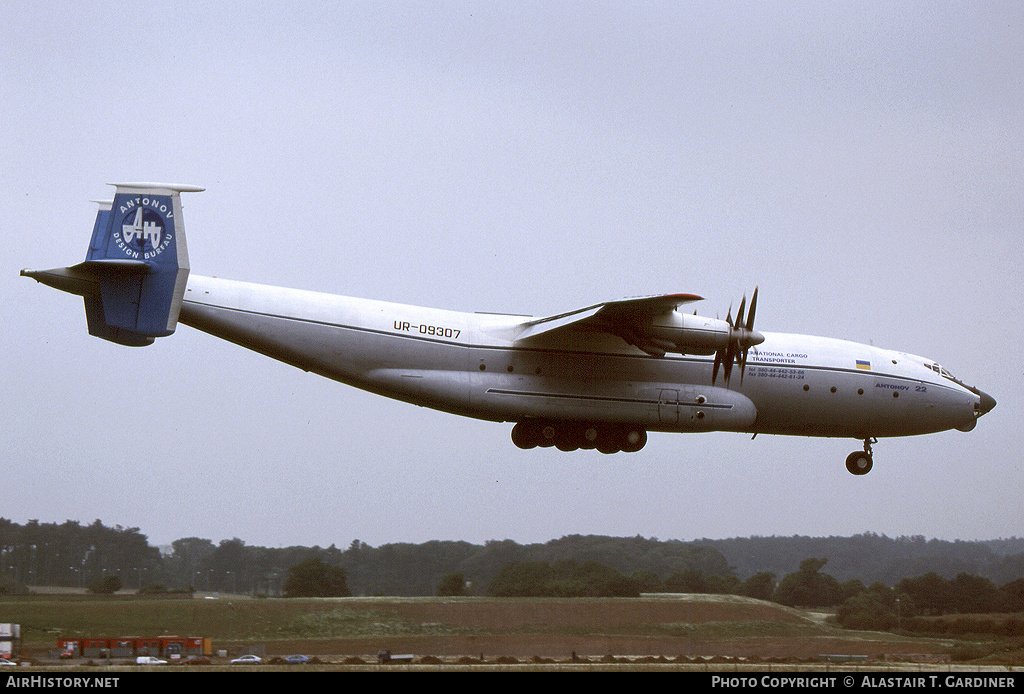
712,287,764,386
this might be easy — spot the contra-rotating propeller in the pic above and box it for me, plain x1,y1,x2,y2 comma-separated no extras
712,286,764,386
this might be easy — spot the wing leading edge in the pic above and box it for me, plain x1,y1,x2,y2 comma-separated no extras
514,293,740,357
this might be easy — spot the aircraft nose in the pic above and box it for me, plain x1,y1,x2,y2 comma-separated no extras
977,390,996,416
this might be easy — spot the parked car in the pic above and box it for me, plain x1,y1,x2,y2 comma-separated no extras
183,655,211,665
135,656,167,665
284,654,310,664
230,654,262,664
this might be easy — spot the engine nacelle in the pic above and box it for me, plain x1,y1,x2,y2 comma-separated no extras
617,312,732,357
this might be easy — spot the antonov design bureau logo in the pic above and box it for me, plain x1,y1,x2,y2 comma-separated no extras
112,197,174,260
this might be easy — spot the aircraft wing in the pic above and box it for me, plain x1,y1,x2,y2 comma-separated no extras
514,293,708,356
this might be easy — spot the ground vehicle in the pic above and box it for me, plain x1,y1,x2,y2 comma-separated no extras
230,654,262,664
284,654,310,664
135,656,166,665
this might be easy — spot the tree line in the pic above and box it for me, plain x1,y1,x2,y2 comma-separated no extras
3,519,1024,623
0,519,158,593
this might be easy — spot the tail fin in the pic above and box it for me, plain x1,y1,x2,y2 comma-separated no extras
22,183,203,346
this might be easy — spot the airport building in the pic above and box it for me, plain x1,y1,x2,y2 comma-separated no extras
57,635,210,659
0,624,19,660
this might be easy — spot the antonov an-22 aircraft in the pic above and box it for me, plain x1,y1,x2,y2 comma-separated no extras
22,184,996,475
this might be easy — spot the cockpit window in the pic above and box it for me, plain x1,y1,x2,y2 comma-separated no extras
926,362,957,382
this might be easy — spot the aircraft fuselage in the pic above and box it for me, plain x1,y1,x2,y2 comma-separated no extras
179,275,981,442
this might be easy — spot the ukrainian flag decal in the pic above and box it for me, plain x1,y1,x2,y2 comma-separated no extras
856,360,871,370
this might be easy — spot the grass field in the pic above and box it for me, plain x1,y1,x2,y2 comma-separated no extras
1,590,1018,667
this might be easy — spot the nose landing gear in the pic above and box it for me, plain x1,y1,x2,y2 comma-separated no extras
845,438,876,475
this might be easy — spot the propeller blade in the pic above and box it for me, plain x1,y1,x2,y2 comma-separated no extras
745,286,758,332
739,286,758,384
710,287,762,387
724,337,737,384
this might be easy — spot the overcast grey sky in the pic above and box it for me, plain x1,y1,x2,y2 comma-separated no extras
3,2,1021,550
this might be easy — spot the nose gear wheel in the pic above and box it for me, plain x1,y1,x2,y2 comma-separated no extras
845,437,876,475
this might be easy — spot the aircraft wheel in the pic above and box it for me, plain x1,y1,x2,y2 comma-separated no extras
537,423,557,447
621,427,647,453
555,425,581,452
845,450,873,475
596,426,621,454
512,421,552,449
511,421,538,449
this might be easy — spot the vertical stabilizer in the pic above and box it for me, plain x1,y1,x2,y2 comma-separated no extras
21,183,203,346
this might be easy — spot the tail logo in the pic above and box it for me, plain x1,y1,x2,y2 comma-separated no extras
113,201,174,260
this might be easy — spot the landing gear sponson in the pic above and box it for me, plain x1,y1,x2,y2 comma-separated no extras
512,420,648,454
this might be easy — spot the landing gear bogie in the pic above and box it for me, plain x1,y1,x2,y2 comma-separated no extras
512,420,647,454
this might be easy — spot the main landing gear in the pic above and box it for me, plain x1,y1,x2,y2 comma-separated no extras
845,438,876,475
511,420,648,454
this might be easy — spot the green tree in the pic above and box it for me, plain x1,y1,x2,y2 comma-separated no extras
487,560,639,597
283,557,350,597
436,572,467,596
773,557,842,607
1000,578,1024,612
167,537,216,590
741,571,776,601
706,573,742,594
487,561,551,597
840,578,866,602
88,574,122,594
835,589,894,630
950,573,999,614
630,570,664,593
834,582,915,631
896,572,952,615
665,568,706,593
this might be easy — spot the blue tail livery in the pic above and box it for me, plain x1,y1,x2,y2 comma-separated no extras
21,183,202,346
